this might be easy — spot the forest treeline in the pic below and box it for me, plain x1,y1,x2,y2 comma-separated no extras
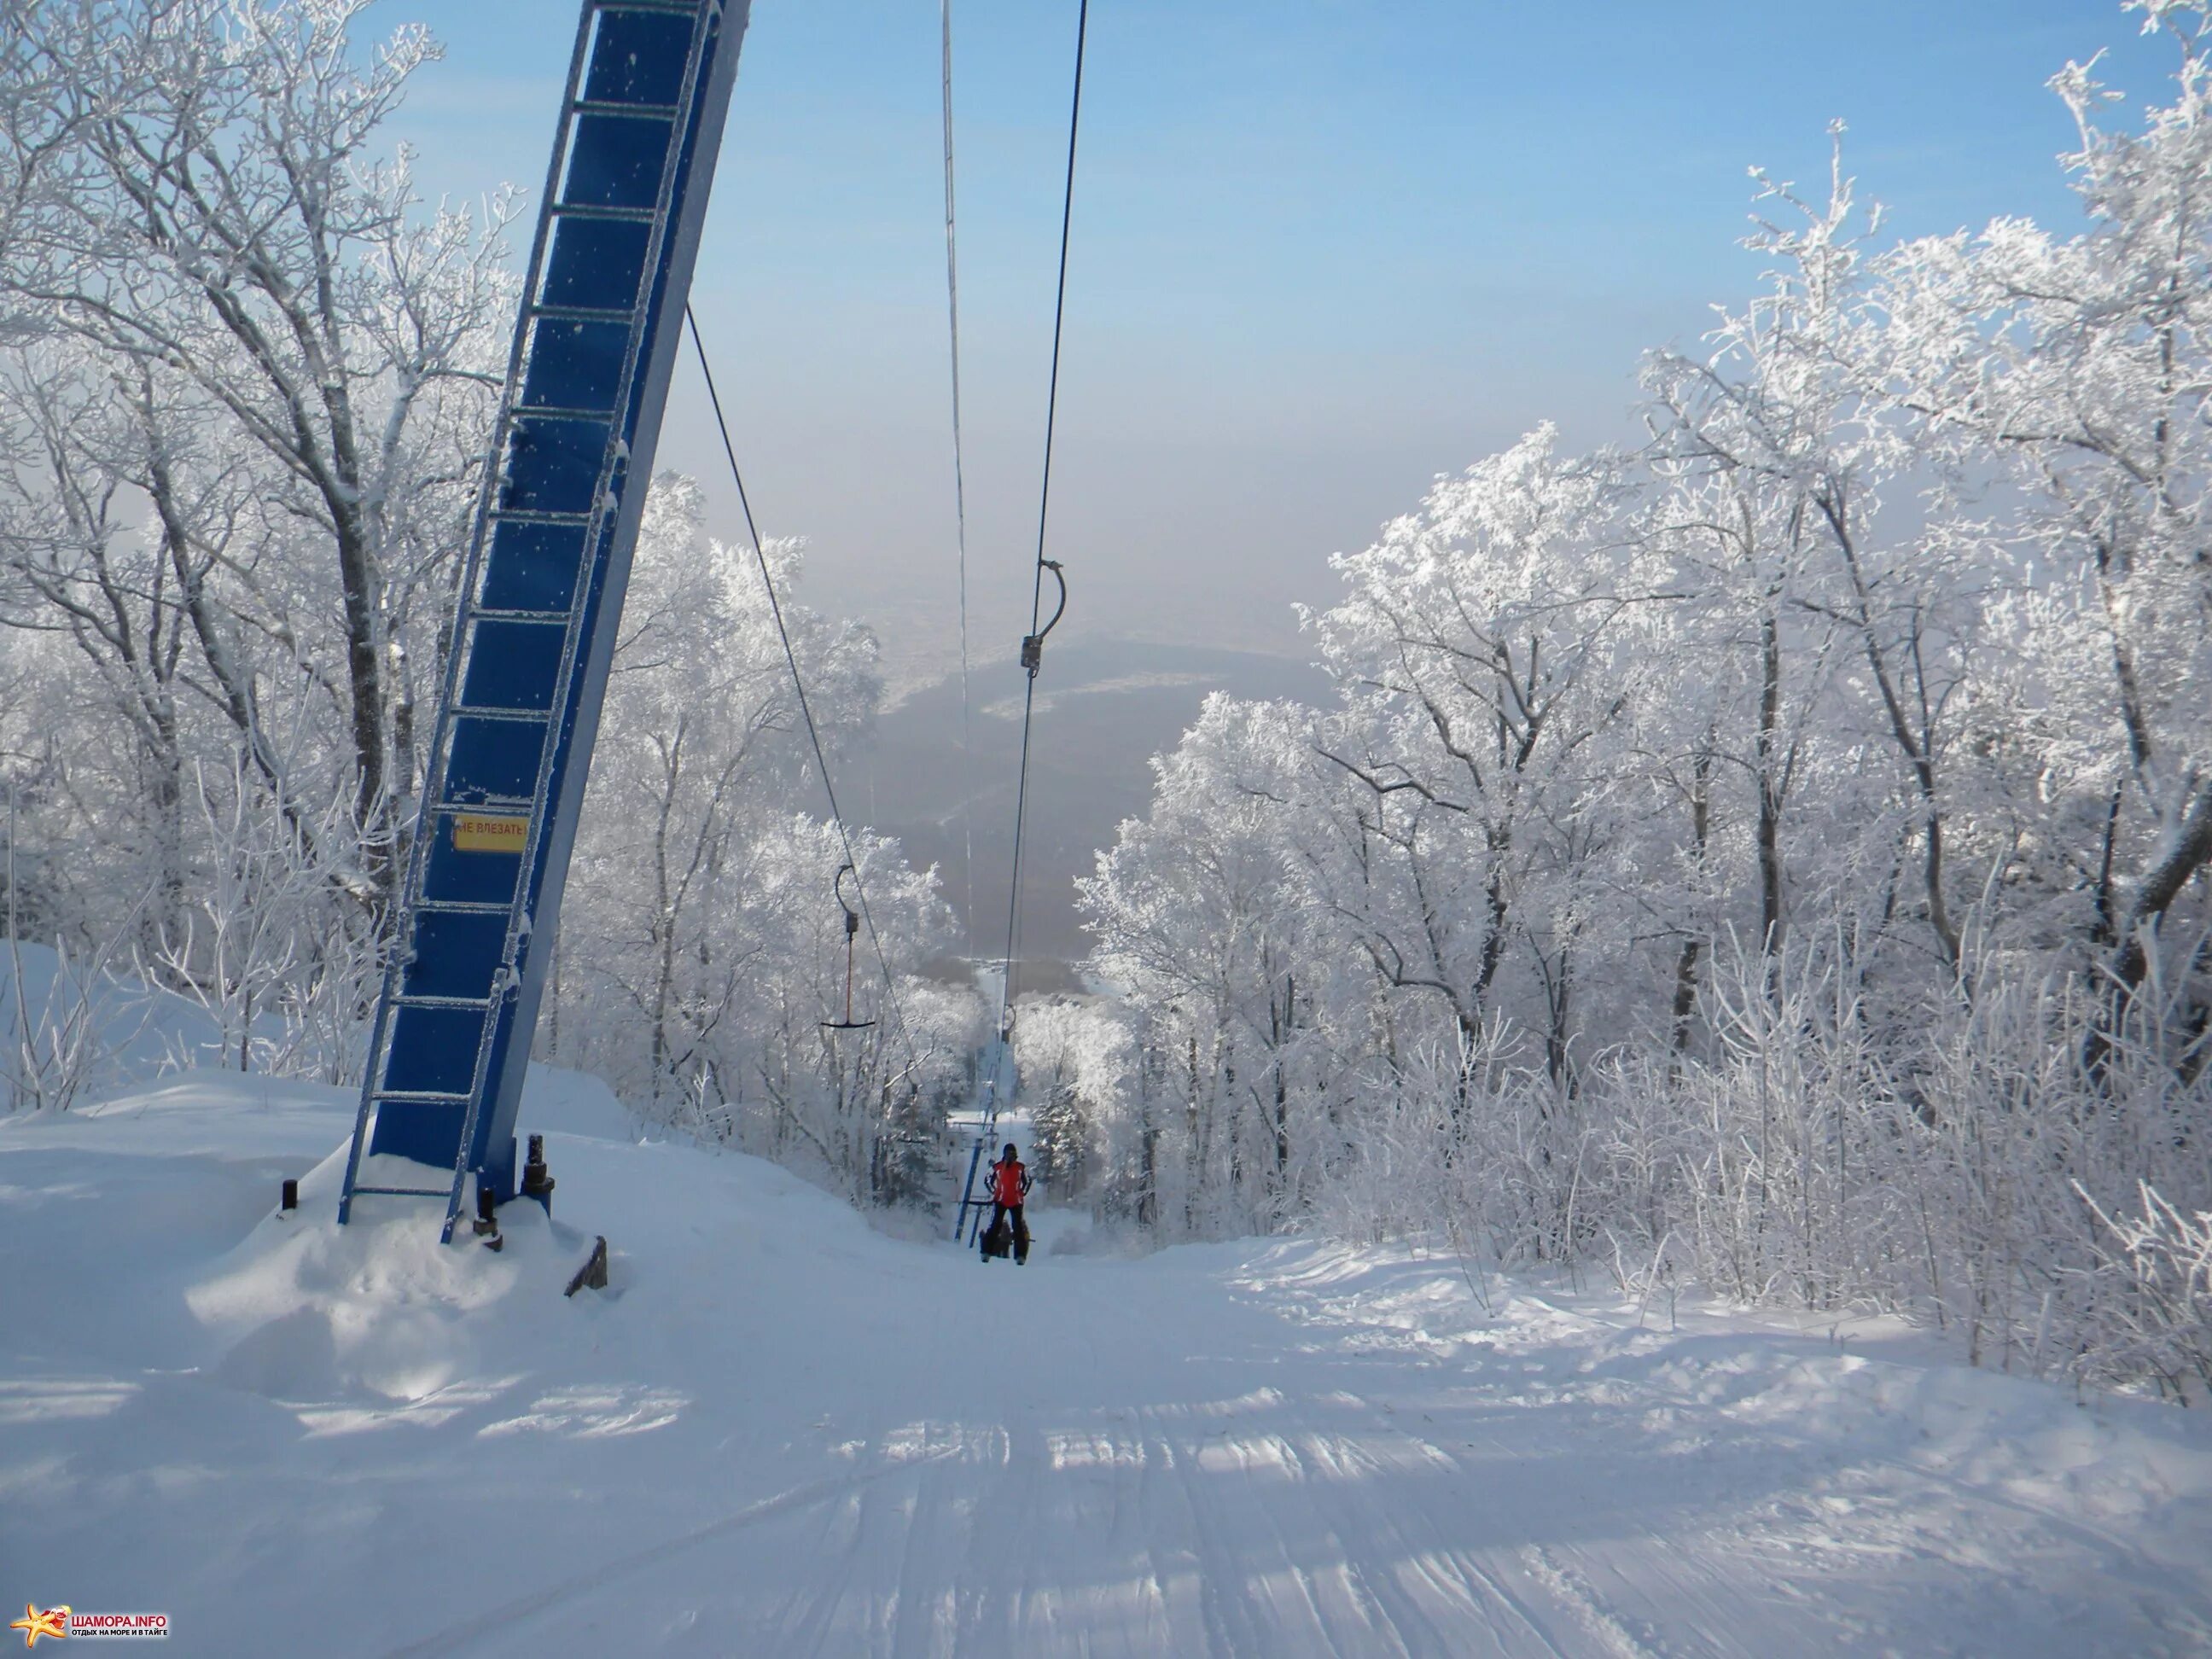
1027,9,2212,1398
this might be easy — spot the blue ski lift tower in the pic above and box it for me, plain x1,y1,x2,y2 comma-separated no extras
339,0,752,1238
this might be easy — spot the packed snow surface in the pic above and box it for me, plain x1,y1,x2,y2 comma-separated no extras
6,1073,2212,1657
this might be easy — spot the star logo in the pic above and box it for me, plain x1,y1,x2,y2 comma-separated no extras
9,1605,67,1649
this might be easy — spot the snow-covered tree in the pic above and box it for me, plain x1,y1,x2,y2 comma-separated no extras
1081,3,2212,1394
2,0,515,910
1875,5,2212,1038
547,478,979,1206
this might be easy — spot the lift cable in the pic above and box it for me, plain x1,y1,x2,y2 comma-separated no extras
951,0,1091,1243
684,303,922,1077
989,0,1091,1064
940,0,976,967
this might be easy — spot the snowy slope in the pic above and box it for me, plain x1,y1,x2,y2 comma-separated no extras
0,942,231,1110
5,1074,2212,1657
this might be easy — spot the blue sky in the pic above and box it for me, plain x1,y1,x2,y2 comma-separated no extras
396,0,2177,675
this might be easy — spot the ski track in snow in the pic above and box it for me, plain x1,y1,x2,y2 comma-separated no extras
5,1076,2212,1657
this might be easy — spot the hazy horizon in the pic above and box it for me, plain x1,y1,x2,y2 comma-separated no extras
396,0,2176,690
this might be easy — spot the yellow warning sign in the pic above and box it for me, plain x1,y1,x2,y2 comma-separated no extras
453,812,530,853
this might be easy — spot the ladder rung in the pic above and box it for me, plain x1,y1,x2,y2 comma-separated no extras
592,1,707,15
572,99,680,120
370,1090,476,1105
515,401,620,421
445,705,555,725
527,303,639,325
409,898,516,916
549,202,659,224
469,606,578,625
486,509,597,527
346,1185,457,1199
391,993,498,1011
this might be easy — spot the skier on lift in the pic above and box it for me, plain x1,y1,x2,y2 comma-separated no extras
985,1142,1032,1265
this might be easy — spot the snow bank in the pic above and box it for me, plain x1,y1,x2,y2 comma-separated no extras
1251,1239,2212,1556
190,1148,576,1405
178,1069,640,1406
0,940,227,1111
6,1070,2212,1656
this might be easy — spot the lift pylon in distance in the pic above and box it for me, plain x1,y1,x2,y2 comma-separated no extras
339,0,754,1239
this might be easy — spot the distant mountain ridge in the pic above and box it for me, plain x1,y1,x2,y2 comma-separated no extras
853,637,1332,967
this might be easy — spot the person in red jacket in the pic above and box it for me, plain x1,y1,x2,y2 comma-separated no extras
987,1142,1031,1265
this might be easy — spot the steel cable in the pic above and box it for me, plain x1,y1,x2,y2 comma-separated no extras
684,304,923,1080
941,0,977,969
989,0,1091,1073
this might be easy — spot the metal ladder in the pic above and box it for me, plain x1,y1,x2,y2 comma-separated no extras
339,0,752,1239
